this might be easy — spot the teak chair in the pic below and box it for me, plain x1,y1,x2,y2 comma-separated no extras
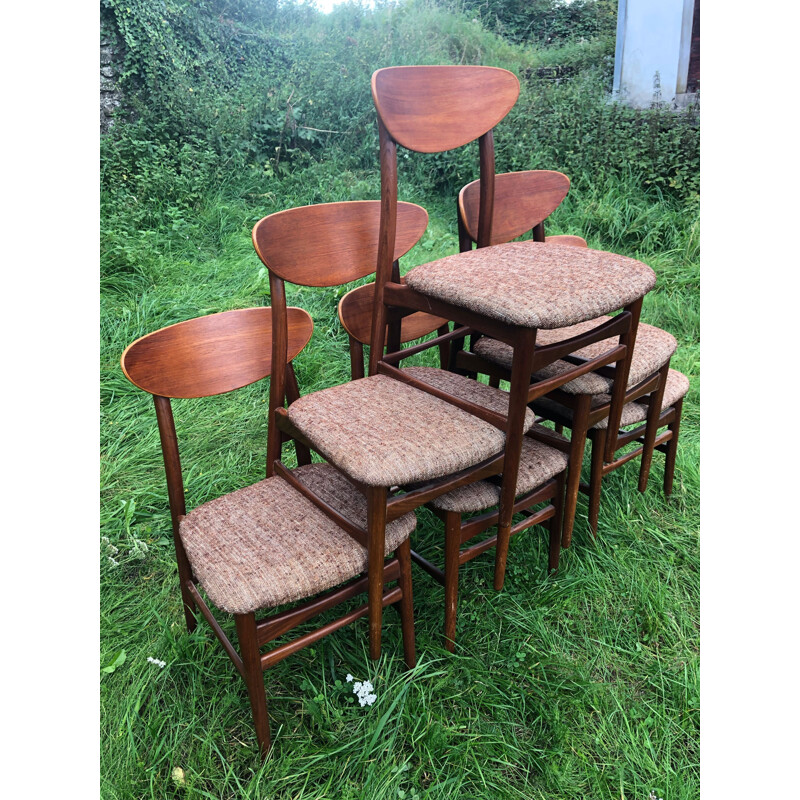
340,282,569,650
253,200,534,660
368,65,655,587
120,306,418,757
455,169,678,539
538,364,690,530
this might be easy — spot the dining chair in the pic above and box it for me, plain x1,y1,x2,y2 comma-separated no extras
454,169,678,540
538,364,690,530
253,199,532,661
120,306,418,757
340,282,569,651
368,65,655,586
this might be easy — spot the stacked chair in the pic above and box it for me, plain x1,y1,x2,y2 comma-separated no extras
118,64,687,757
454,169,690,536
339,280,569,651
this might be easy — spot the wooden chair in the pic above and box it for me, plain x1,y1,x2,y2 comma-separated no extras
455,169,678,538
368,65,655,587
539,364,690,530
120,306,418,757
253,200,535,661
340,282,568,651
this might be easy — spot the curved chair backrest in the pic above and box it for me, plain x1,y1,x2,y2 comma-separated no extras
121,307,313,399
458,170,571,246
371,65,520,153
339,282,447,346
369,65,519,374
252,200,429,288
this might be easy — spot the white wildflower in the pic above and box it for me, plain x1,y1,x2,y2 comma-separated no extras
147,656,166,668
107,556,119,567
349,676,377,707
345,674,354,682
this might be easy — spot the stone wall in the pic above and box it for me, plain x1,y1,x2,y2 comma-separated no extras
100,27,123,134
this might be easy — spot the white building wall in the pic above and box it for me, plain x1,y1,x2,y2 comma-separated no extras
613,0,694,107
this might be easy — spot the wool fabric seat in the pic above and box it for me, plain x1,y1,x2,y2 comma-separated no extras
180,463,415,615
286,373,508,488
402,241,656,329
427,427,568,514
535,368,689,432
473,318,677,395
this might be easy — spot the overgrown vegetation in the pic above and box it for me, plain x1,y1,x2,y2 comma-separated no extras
100,2,699,798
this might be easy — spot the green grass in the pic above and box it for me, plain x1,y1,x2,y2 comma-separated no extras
100,157,699,799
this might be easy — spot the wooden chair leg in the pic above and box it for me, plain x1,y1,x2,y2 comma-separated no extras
395,539,416,668
173,536,198,633
554,423,564,435
638,363,669,493
488,375,500,388
443,511,461,652
561,394,591,549
588,427,606,536
494,329,536,591
548,473,566,573
235,613,271,758
367,486,388,660
663,398,683,496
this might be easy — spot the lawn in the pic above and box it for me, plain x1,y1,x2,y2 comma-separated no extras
99,3,699,798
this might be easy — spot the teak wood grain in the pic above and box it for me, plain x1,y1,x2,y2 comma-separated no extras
121,307,313,399
338,281,448,346
371,65,520,153
252,200,428,287
459,170,572,246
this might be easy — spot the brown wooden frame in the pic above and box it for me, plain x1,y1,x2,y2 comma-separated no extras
120,307,415,758
368,65,642,586
579,362,685,530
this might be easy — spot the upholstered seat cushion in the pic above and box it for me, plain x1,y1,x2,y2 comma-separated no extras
404,241,656,329
401,366,536,432
473,317,677,396
534,368,690,431
179,464,416,615
429,426,568,513
287,374,506,487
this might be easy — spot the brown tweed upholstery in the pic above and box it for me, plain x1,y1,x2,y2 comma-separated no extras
401,366,536,432
429,427,568,513
404,241,656,329
179,464,416,615
473,318,676,396
534,368,690,431
287,374,506,487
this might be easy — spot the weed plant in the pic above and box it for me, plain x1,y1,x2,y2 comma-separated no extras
100,2,699,798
